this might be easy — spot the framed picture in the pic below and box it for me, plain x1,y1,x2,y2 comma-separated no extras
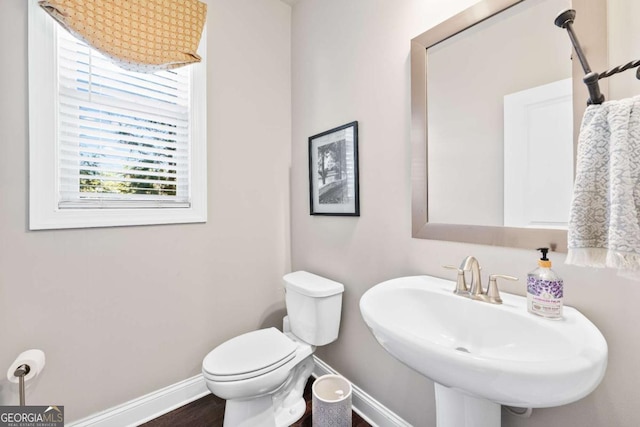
308,121,359,216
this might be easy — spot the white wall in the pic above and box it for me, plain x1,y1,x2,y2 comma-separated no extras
0,0,291,422
291,0,640,426
608,0,640,100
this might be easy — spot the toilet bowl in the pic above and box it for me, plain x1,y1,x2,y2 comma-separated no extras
202,271,344,427
203,327,315,427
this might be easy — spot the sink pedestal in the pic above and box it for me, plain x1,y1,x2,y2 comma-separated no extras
434,383,500,427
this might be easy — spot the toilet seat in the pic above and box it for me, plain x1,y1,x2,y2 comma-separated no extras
203,327,297,382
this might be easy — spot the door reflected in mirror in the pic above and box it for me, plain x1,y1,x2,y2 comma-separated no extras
426,0,572,228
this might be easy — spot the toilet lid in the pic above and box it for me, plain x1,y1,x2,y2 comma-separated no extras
202,328,297,381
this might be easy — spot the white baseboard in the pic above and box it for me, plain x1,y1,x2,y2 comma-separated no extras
66,357,410,427
312,356,412,427
66,375,209,427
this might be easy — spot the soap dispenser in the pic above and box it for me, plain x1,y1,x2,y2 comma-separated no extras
527,247,563,319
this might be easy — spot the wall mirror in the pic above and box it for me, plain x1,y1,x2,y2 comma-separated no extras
411,0,607,251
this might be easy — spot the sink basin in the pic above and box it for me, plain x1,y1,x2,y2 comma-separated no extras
360,275,607,410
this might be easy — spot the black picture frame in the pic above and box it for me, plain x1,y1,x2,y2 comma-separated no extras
308,121,359,216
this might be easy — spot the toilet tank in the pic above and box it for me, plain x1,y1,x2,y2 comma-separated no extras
284,271,344,346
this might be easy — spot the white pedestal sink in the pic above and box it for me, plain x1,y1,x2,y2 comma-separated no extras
359,275,608,427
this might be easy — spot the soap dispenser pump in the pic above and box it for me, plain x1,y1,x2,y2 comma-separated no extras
527,247,563,319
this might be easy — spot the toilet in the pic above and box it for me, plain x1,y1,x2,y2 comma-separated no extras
202,271,344,427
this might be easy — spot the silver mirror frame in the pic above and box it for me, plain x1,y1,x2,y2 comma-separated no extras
410,0,607,252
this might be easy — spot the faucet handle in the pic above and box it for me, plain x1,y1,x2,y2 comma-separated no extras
443,265,469,295
486,274,518,304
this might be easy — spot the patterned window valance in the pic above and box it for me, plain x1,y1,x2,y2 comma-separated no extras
39,0,207,73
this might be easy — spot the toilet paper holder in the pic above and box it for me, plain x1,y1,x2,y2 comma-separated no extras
14,364,30,406
7,349,46,406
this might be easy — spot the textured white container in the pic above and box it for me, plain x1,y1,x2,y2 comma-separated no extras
312,375,352,427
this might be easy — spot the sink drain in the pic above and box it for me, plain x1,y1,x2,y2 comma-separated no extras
455,347,470,353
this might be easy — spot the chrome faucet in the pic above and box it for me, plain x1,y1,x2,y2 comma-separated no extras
443,256,518,305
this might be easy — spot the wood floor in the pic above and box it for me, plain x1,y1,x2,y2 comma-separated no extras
141,377,370,427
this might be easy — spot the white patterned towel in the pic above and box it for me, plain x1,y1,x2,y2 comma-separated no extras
567,95,640,279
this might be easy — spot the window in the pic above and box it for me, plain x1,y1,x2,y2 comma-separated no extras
28,0,207,229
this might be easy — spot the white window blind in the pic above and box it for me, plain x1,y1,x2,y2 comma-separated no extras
57,28,191,208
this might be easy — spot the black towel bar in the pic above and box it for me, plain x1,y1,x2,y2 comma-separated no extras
555,9,640,105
